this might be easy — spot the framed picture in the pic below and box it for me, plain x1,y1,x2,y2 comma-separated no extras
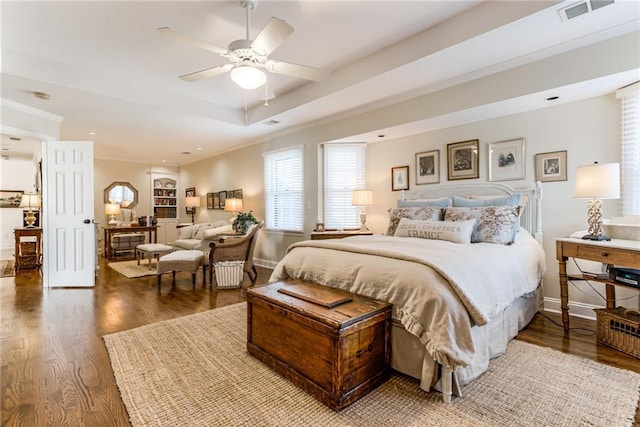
391,166,410,191
226,190,234,199
213,192,220,209
206,192,214,209
0,190,23,208
447,139,479,181
315,222,325,232
233,189,243,199
218,191,227,210
185,187,196,214
415,150,439,185
488,138,526,182
535,150,567,182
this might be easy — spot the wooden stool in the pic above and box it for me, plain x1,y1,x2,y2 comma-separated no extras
156,250,205,289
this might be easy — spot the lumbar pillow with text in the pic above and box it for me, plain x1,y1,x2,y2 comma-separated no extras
386,207,443,235
394,218,476,244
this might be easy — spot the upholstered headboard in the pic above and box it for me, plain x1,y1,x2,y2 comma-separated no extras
399,181,543,244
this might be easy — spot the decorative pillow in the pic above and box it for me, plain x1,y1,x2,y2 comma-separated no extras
397,197,451,208
178,224,196,240
203,224,233,239
194,225,214,240
444,206,520,244
394,218,476,244
386,207,443,235
452,193,521,207
468,193,529,212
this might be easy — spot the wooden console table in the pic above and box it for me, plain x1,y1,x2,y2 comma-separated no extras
102,225,158,261
310,230,373,240
556,237,640,332
14,228,42,271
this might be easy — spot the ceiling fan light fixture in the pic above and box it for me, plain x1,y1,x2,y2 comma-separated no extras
230,65,266,90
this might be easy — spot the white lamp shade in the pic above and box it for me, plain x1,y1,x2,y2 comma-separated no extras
224,198,244,212
19,193,41,209
574,163,620,199
352,189,373,206
230,65,266,90
185,196,201,208
105,203,121,215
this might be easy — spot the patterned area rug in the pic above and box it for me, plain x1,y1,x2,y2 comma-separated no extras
104,303,640,427
108,260,157,278
0,260,15,277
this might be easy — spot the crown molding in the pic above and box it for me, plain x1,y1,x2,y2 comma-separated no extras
0,98,64,123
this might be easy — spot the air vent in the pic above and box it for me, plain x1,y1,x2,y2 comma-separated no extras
264,120,280,126
559,0,614,21
9,136,21,141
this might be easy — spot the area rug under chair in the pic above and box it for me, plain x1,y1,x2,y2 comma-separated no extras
108,260,158,278
103,303,640,427
0,259,15,278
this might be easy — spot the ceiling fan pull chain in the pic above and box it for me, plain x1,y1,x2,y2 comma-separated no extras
244,91,249,125
264,79,269,107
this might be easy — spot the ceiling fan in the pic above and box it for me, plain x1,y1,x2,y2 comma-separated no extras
158,0,331,91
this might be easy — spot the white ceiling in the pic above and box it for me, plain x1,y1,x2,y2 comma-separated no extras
1,0,639,164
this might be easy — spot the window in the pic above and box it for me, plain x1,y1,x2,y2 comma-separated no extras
617,82,640,216
323,144,366,229
263,146,304,232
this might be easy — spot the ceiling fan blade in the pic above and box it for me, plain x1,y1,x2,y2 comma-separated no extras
266,60,331,82
179,64,233,82
157,27,228,56
251,18,294,56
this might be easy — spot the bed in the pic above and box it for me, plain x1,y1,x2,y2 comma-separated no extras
269,182,546,402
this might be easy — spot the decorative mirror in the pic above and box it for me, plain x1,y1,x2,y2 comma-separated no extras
104,181,138,208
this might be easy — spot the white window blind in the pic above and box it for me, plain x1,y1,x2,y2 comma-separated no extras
263,146,304,232
617,82,640,216
323,144,366,229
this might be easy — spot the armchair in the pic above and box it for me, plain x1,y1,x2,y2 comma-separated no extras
208,221,264,286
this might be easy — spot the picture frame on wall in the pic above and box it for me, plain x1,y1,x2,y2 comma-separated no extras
535,150,567,182
488,138,526,182
233,189,243,199
206,193,214,210
213,192,220,209
0,190,23,208
447,139,479,181
185,187,195,214
391,166,409,191
415,150,439,185
218,191,227,210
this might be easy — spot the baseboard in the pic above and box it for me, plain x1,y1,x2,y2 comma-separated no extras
544,297,598,321
255,257,279,270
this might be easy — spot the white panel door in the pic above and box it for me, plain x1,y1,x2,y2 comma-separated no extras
42,141,95,287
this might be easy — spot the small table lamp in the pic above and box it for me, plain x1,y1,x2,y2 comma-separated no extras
185,196,201,224
105,203,121,226
19,193,41,228
352,189,373,232
574,162,620,241
224,198,244,223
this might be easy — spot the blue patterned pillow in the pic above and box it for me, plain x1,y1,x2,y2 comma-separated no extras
452,193,521,207
397,197,451,208
386,207,443,235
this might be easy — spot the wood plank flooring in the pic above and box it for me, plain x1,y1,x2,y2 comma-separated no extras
1,256,639,426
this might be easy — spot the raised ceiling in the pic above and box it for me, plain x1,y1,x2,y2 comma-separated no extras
1,1,639,164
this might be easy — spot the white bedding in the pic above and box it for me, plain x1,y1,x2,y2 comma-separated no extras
269,229,546,371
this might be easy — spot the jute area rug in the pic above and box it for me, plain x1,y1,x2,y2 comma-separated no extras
108,260,158,278
0,259,15,277
104,303,640,427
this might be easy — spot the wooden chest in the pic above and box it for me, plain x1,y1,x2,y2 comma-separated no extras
246,280,391,410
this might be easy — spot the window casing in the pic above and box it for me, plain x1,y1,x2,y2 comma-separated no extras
263,146,304,232
617,82,640,216
322,144,366,230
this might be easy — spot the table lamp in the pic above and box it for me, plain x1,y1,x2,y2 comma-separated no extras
19,193,41,228
352,189,373,232
185,196,201,224
574,162,620,241
224,198,244,223
105,203,121,226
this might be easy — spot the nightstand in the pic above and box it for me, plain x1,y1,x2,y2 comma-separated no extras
310,230,373,240
556,237,640,332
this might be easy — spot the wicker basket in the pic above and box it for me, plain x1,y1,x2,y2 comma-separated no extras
594,307,640,359
213,261,244,289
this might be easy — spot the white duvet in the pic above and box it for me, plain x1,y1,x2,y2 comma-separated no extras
269,230,546,370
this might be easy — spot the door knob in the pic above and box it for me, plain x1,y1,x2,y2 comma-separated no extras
83,219,91,224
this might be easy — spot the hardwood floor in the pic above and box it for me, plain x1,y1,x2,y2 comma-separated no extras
2,256,639,426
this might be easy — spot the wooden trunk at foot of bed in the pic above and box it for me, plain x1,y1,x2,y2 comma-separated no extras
246,280,392,411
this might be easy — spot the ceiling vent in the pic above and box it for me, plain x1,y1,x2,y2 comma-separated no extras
264,120,280,126
559,0,615,21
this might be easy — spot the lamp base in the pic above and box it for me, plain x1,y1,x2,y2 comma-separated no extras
582,234,611,241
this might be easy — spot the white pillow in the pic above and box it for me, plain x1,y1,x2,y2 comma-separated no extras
202,224,233,239
394,218,476,244
178,225,196,240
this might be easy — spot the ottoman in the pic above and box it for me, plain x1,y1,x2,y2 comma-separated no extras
157,250,205,288
136,243,173,269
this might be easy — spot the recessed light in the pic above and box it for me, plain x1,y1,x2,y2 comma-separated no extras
546,96,559,101
88,131,96,135
196,147,202,151
161,160,166,163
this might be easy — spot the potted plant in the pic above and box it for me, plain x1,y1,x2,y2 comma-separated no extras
233,211,257,235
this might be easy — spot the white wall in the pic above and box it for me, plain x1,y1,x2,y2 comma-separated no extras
0,158,37,249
